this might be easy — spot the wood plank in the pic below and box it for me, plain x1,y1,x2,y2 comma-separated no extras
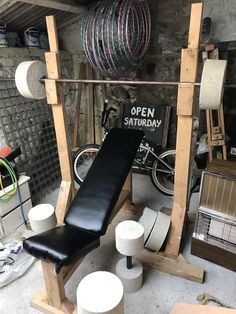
31,290,75,314
165,116,193,256
206,110,213,161
170,303,236,314
45,79,59,105
165,3,203,257
41,262,65,309
123,171,132,196
138,251,204,283
45,53,74,185
177,84,195,116
18,0,83,13
179,48,199,83
56,180,72,225
87,64,95,144
188,3,203,49
45,16,75,207
46,16,60,53
62,257,84,285
72,62,84,149
162,106,171,149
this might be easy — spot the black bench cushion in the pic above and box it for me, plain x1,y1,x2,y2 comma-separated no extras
23,226,100,273
64,128,144,235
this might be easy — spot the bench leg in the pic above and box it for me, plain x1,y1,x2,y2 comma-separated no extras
41,261,66,309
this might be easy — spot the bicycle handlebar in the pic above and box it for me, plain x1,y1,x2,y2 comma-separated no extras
101,100,117,127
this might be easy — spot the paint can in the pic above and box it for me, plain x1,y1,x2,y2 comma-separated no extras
0,21,6,39
0,21,8,47
24,27,40,48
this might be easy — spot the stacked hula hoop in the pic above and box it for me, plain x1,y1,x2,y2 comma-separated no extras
81,0,151,78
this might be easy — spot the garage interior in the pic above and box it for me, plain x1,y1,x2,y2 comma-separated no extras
0,1,236,314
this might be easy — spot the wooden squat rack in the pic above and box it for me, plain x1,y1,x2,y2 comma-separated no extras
30,4,204,313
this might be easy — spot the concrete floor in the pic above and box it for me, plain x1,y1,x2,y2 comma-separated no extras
0,173,236,314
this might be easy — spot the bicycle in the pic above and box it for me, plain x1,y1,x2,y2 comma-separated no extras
73,101,197,196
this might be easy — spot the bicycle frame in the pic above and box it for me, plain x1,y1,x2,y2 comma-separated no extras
134,142,174,174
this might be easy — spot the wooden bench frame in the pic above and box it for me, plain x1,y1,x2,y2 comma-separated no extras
29,5,205,312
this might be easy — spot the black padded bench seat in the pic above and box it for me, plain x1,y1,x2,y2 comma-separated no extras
23,128,144,273
23,226,100,273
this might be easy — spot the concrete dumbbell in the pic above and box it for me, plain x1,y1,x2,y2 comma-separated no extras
115,220,144,293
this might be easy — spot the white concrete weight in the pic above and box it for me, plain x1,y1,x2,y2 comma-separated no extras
77,271,124,314
115,220,144,256
138,207,157,244
145,211,170,252
15,60,46,99
200,59,227,110
116,258,143,293
28,204,57,233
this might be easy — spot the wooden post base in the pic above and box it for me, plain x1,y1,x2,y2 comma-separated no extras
31,290,76,314
138,251,204,283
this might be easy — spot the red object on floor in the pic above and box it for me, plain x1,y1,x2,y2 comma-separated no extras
0,147,13,158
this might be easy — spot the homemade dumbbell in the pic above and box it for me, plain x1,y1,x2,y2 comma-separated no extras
115,220,144,293
139,207,171,252
77,271,124,314
9,58,231,110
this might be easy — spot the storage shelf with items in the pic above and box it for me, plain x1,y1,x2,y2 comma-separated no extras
0,175,32,238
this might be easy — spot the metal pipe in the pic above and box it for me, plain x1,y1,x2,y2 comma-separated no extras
2,77,236,88
54,78,201,86
126,256,133,269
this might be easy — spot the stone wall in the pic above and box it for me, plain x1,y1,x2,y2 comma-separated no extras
58,0,236,149
0,47,76,203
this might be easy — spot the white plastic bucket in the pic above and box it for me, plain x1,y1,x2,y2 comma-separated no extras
24,27,40,48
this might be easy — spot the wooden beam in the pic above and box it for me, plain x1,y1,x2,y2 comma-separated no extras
170,303,236,314
62,257,84,285
138,251,204,283
0,0,17,14
18,0,83,13
45,16,75,223
31,290,75,314
41,262,65,309
72,62,84,150
46,16,60,53
87,64,95,144
55,180,72,225
188,3,203,49
165,3,203,257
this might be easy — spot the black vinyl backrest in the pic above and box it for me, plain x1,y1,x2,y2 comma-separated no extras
65,128,144,235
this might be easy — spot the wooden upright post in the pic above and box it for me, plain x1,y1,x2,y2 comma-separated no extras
165,3,203,257
87,64,95,144
44,16,75,224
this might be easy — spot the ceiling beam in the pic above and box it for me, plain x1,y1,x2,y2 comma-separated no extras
18,0,84,13
0,0,17,14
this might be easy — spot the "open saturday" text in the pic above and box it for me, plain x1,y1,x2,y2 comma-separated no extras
123,106,162,128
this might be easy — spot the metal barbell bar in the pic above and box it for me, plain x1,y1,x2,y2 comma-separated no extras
9,59,230,110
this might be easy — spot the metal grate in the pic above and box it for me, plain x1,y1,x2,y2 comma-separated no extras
0,81,60,204
194,209,236,254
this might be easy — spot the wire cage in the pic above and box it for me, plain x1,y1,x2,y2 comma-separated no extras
0,81,61,204
193,208,236,254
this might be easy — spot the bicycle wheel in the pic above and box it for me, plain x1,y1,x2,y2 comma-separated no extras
150,149,176,195
150,149,198,196
73,144,100,185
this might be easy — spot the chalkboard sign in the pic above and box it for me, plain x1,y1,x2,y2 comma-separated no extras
121,103,171,148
